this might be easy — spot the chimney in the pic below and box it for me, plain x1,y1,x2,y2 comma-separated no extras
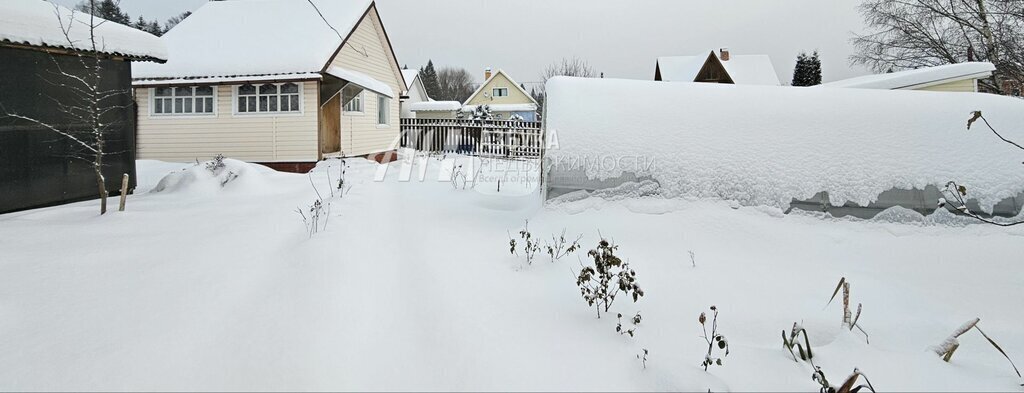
720,48,730,62
485,67,492,80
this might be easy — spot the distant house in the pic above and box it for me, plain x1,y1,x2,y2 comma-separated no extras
407,101,463,119
0,0,166,214
819,62,996,93
463,68,540,121
131,0,405,171
655,48,780,86
400,69,430,118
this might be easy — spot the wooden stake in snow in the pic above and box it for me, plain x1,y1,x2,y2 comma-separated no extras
118,173,129,212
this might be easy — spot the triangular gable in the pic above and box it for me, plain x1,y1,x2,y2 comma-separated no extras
694,51,734,84
320,3,405,91
464,69,539,106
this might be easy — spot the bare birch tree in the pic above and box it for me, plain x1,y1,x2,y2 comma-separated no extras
1,0,136,214
851,0,1024,93
535,57,598,114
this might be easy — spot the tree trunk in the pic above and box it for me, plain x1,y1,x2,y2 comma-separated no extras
974,0,1004,94
95,166,107,215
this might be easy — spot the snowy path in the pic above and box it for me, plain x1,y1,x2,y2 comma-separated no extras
1,157,1023,391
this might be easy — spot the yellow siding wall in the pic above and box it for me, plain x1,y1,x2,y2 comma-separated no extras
917,79,977,93
466,72,535,106
331,6,403,156
135,81,319,163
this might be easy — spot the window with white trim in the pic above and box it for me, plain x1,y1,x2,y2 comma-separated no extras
236,82,300,114
343,87,363,113
377,95,389,126
492,87,509,97
152,86,214,115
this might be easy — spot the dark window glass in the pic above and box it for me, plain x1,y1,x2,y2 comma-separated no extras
174,86,192,96
195,86,214,96
259,84,278,95
155,87,172,97
239,84,256,95
281,83,299,94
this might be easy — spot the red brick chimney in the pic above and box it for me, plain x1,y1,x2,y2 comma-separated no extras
720,48,730,61
485,67,492,80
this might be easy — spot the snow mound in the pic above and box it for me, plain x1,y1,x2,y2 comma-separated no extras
150,158,273,196
544,77,1024,214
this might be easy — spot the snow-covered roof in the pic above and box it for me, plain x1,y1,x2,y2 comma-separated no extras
657,50,780,85
462,103,538,112
545,77,1024,213
0,0,166,62
133,72,322,87
326,66,393,98
133,0,373,79
401,69,419,91
819,62,996,90
464,69,539,106
409,101,462,111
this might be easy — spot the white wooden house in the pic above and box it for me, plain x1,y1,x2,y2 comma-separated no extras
131,0,406,171
400,69,430,118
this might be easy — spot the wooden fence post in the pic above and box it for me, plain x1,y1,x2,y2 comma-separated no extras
118,173,129,212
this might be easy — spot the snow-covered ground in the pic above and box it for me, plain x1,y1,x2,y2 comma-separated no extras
1,154,1022,391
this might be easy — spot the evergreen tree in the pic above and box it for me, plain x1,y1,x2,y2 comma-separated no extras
791,51,822,86
164,11,192,34
76,0,130,25
420,60,442,100
132,16,163,36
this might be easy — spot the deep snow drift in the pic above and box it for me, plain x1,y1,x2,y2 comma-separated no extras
544,77,1024,213
0,154,1022,391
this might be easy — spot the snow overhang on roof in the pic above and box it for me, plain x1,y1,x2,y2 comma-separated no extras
325,66,394,98
819,62,997,90
409,101,462,111
133,72,322,87
0,0,167,62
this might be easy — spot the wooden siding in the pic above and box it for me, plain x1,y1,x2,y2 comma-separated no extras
917,78,977,93
135,81,319,163
466,72,535,106
330,5,403,156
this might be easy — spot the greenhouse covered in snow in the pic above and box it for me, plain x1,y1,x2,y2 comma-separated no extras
542,77,1024,219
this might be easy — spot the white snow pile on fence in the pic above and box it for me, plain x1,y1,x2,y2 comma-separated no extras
544,77,1024,213
0,0,167,61
150,158,277,196
820,62,996,90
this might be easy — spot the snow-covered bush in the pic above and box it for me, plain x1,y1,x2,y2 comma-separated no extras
205,153,226,173
813,367,876,393
509,220,541,265
616,311,642,337
574,238,644,318
699,306,729,371
545,230,582,262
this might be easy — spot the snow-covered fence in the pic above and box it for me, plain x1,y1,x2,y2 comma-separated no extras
400,118,543,158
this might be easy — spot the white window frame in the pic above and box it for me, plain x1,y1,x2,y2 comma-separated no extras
492,87,509,97
343,89,364,114
149,85,217,117
377,95,390,127
232,82,304,116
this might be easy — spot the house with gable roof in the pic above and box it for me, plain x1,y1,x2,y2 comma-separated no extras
462,68,540,121
132,0,405,171
655,48,780,86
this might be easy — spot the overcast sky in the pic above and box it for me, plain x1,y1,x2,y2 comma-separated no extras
50,0,872,86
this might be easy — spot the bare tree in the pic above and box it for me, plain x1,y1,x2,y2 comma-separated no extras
1,1,135,214
851,0,1024,94
535,57,598,114
435,67,476,102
